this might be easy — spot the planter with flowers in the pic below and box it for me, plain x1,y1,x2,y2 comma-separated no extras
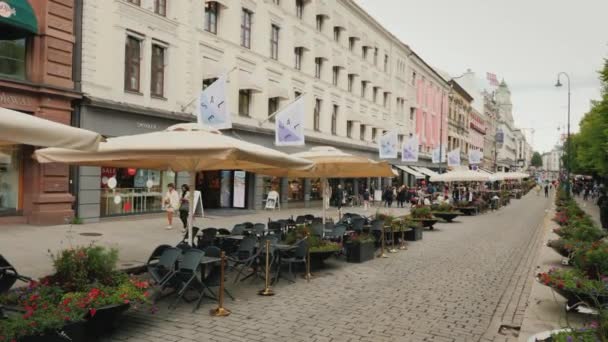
0,245,150,342
537,268,608,310
430,203,462,223
345,233,376,263
409,206,439,230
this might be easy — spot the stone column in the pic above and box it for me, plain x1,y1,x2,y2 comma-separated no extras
281,178,289,209
78,166,102,223
304,179,312,208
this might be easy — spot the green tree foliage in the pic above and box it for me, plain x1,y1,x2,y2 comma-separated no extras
531,152,543,167
565,58,608,176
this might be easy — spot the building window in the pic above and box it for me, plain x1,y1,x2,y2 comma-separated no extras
372,87,378,103
313,99,321,131
154,0,166,16
373,47,378,66
412,71,416,86
124,36,141,92
268,97,279,121
349,37,355,51
205,2,218,34
270,24,279,60
347,121,353,138
316,15,324,32
273,0,280,4
202,77,217,90
384,54,388,72
127,0,140,5
332,66,339,86
240,9,252,49
333,27,340,42
360,125,365,141
0,38,26,80
295,0,304,19
348,74,354,92
150,44,165,97
383,92,388,108
362,46,368,59
360,81,366,98
372,128,378,142
239,90,251,116
294,47,303,70
315,57,322,79
295,90,302,98
331,105,338,135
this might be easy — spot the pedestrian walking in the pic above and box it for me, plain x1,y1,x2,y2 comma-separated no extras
336,184,344,211
163,183,180,230
598,190,608,230
544,185,549,198
178,184,190,231
397,185,407,208
363,188,370,211
535,184,541,196
383,186,394,207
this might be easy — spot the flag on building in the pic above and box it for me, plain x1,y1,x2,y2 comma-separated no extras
486,72,499,87
447,148,461,167
379,130,398,159
275,96,305,146
401,135,418,162
197,75,231,129
468,149,482,164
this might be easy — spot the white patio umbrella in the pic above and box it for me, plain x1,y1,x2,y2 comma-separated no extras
0,107,102,150
34,123,313,245
258,146,395,223
429,167,491,183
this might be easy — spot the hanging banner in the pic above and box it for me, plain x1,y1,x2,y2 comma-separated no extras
432,147,446,164
468,149,482,164
198,75,231,129
447,148,461,167
401,135,419,162
275,96,305,146
379,130,398,159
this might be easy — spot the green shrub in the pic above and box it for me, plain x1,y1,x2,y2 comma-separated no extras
50,245,119,292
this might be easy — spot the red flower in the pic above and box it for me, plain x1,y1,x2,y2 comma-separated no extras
124,299,130,304
28,294,40,302
89,308,97,317
557,281,564,289
62,297,72,306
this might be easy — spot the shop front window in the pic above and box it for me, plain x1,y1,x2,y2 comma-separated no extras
100,167,175,217
0,146,21,216
0,38,26,80
263,176,281,200
288,178,304,201
309,178,322,200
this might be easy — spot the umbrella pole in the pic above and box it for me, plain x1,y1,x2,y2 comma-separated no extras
188,171,196,246
322,177,326,225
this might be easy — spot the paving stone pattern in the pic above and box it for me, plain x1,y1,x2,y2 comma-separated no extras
103,194,550,342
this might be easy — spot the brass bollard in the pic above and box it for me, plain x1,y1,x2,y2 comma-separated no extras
389,223,397,253
258,239,275,296
399,219,407,250
305,231,312,281
210,251,231,316
378,224,388,258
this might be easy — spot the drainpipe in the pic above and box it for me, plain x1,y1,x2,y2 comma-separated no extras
70,0,84,218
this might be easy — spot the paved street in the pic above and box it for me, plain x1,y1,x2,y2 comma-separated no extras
96,192,550,342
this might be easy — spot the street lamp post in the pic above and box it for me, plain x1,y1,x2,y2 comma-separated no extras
555,72,571,196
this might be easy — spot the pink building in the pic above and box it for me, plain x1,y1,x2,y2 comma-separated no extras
415,77,449,154
469,110,486,152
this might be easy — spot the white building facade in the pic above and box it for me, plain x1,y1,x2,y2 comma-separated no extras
74,0,440,221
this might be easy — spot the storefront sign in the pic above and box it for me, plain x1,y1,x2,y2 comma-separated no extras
233,171,246,208
136,122,158,130
0,91,32,107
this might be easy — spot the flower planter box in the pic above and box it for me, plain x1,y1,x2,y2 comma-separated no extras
412,218,439,230
345,241,375,263
537,277,608,309
404,227,423,241
457,207,478,216
432,212,460,223
85,303,130,336
20,321,86,342
309,250,338,270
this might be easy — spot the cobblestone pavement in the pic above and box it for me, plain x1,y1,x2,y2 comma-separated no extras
103,194,551,342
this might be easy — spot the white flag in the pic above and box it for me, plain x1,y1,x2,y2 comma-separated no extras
275,96,305,146
379,130,398,159
447,148,461,167
198,75,231,129
432,147,446,164
401,135,419,162
468,149,482,164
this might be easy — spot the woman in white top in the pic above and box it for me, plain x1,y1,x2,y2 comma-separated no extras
179,184,191,231
164,183,180,229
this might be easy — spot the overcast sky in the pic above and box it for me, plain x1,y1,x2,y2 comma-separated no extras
357,0,608,153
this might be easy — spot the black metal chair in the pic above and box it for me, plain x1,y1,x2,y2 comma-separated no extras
170,249,207,312
198,228,218,249
267,221,282,236
279,239,307,283
231,236,261,283
253,223,266,236
351,217,365,233
217,228,231,236
311,217,322,225
242,222,254,229
370,219,384,247
0,254,31,294
147,247,181,291
310,221,324,237
328,224,347,241
232,224,246,235
199,246,235,305
295,215,306,225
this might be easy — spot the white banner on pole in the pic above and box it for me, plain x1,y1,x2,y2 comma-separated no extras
197,75,231,129
379,130,398,159
447,148,461,167
432,147,446,164
275,96,305,146
468,149,482,164
401,135,419,162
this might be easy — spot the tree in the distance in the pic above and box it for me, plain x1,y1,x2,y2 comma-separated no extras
531,152,543,167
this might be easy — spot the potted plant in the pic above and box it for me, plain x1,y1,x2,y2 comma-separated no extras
345,233,376,263
409,206,439,230
403,219,423,241
430,203,462,223
537,268,608,310
283,226,341,269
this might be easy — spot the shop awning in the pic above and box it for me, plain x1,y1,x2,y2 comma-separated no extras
202,59,225,80
0,0,38,40
205,0,229,8
267,82,289,100
412,166,438,178
314,45,329,61
239,70,263,93
394,165,425,179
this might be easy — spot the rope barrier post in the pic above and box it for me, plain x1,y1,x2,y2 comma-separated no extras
389,221,397,253
258,240,275,296
378,224,388,258
305,231,312,281
210,251,231,316
399,218,407,250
